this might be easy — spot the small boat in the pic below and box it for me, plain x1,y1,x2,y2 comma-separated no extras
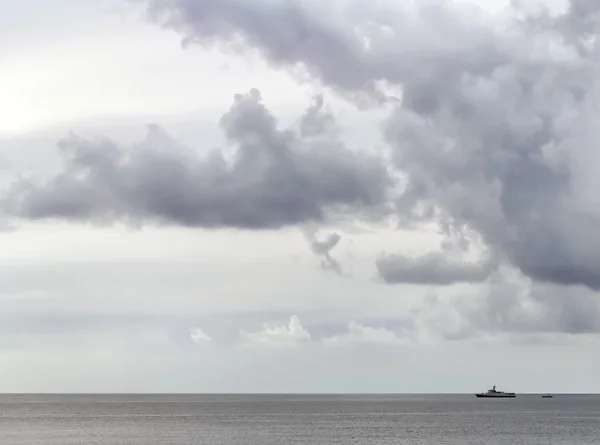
542,394,553,398
475,385,516,398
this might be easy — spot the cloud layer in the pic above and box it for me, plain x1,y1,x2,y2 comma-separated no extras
142,0,600,292
2,0,600,346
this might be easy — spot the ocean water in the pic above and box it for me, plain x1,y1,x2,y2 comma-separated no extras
1,394,599,444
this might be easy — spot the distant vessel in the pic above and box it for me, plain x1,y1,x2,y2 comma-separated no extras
542,394,553,398
476,385,516,398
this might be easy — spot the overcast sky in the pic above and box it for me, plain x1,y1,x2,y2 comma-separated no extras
1,0,600,393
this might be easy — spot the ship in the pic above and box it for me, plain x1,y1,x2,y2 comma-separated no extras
475,385,516,398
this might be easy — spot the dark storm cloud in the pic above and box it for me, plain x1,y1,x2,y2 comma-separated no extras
2,89,393,229
141,0,600,290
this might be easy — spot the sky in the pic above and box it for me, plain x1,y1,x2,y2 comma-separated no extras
1,0,600,393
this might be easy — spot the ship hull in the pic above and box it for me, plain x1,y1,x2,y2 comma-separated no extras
476,393,516,398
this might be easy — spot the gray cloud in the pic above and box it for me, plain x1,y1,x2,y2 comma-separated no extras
306,230,343,275
2,89,392,229
144,0,388,102
417,268,600,338
142,0,600,290
376,251,496,285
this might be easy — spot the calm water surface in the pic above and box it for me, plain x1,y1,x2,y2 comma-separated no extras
1,394,599,444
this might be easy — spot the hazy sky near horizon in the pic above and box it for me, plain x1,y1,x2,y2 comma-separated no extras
1,0,600,393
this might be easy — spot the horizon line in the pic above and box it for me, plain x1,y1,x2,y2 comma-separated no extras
0,392,598,396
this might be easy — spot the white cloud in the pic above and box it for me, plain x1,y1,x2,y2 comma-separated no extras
322,321,411,347
189,327,211,343
240,316,311,348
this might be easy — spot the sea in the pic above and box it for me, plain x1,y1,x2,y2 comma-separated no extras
1,394,599,444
